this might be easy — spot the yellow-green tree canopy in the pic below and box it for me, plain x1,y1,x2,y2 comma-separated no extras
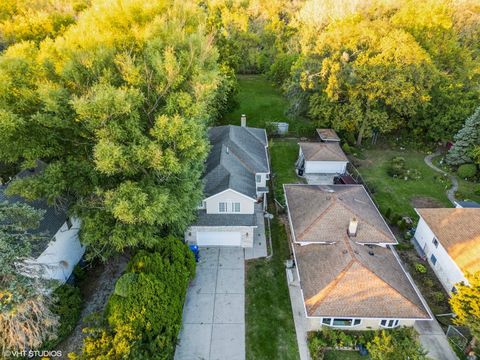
450,272,480,340
0,0,225,258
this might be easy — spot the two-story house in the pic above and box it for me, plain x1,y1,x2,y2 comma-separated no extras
414,208,480,294
185,123,270,247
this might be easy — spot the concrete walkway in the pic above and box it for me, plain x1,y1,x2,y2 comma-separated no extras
424,152,458,205
175,248,245,360
245,205,268,260
415,320,459,360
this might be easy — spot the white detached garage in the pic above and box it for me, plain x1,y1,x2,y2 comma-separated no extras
297,142,348,175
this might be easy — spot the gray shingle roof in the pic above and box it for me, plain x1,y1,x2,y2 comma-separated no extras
203,125,269,198
0,161,67,257
192,210,257,227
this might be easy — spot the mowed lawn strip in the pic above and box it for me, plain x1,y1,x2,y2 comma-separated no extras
356,148,452,218
270,139,305,204
245,214,299,360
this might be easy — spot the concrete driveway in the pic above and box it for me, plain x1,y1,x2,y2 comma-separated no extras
175,247,245,360
415,320,459,360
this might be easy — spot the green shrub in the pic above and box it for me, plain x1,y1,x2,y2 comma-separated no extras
367,327,427,360
384,208,392,221
79,236,195,359
414,263,427,274
342,143,352,155
403,231,413,241
387,156,407,177
423,278,434,288
433,291,445,303
457,163,477,179
397,241,413,251
475,185,480,196
73,263,87,282
44,284,83,349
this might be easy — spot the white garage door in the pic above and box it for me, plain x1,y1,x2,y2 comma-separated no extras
305,161,346,174
197,231,241,246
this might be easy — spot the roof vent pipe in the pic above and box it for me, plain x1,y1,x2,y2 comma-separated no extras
226,146,229,154
241,114,247,127
348,217,358,237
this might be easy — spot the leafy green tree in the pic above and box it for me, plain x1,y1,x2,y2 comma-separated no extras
446,107,480,166
0,201,59,351
0,0,90,49
367,328,428,360
0,0,225,259
450,272,480,340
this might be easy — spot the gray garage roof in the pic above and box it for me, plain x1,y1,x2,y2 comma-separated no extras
192,210,257,227
0,161,67,257
203,125,269,198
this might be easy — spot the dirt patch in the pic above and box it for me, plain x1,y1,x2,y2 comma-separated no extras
56,253,130,358
410,196,445,208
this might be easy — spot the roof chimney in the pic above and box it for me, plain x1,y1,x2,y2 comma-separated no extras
241,114,247,127
348,218,358,237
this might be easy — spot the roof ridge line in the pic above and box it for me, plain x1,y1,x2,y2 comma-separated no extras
306,259,355,314
359,264,427,317
298,196,337,241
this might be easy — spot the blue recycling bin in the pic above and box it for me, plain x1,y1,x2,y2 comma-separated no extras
189,245,200,262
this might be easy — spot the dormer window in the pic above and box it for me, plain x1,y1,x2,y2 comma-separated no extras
256,174,262,183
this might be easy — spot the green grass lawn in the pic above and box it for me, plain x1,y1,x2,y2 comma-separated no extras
356,148,452,219
220,75,314,136
431,156,480,203
245,213,299,360
270,139,305,203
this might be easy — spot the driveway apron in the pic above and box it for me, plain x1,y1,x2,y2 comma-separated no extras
175,247,245,360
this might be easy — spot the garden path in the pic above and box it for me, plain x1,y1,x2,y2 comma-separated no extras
424,152,458,205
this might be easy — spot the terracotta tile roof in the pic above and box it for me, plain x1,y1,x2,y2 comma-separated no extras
299,142,348,162
294,240,430,318
416,208,480,274
316,128,340,142
284,185,396,244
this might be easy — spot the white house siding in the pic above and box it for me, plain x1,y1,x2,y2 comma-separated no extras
24,217,85,283
305,161,347,174
185,226,255,247
414,218,466,293
306,317,416,331
255,173,269,189
205,189,255,214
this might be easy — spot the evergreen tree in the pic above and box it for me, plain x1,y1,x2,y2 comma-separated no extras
446,107,480,166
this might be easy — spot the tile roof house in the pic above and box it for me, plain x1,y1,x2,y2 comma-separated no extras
284,184,431,330
1,161,85,283
414,208,480,294
185,124,270,247
296,142,348,175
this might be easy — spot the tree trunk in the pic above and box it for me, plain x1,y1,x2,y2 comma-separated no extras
356,120,367,146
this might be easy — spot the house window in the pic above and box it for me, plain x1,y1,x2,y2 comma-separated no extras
322,318,362,327
232,202,240,212
430,254,437,265
380,319,399,328
66,217,73,229
256,174,262,183
432,237,439,248
219,202,228,212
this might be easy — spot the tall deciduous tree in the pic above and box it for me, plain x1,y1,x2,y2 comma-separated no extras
0,0,224,259
450,272,480,340
446,107,480,166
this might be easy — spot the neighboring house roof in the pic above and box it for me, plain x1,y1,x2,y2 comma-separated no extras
316,128,340,142
0,161,67,257
191,210,256,227
416,208,480,274
299,142,348,162
203,125,269,199
456,200,480,208
285,185,396,244
285,184,429,319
